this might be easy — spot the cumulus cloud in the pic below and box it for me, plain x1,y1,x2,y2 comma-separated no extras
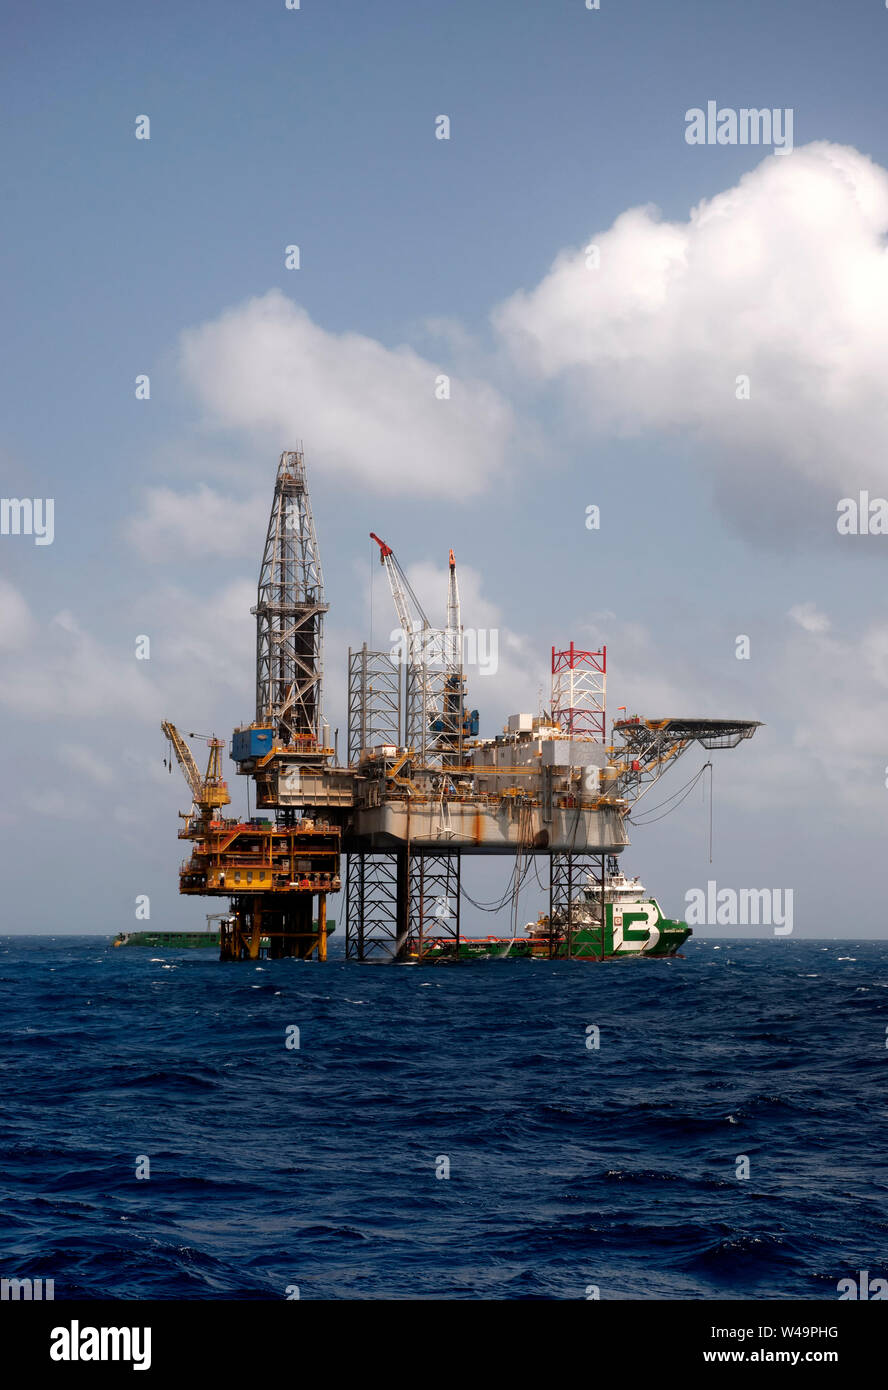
789,602,831,634
0,578,31,649
575,604,888,815
57,743,115,785
777,615,888,808
0,600,161,720
494,142,888,507
179,290,515,497
370,558,546,723
148,579,255,714
125,485,268,562
0,578,254,729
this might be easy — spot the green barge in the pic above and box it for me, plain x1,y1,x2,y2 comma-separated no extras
114,929,222,948
114,918,335,949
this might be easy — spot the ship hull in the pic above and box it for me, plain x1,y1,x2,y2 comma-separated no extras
114,931,221,948
416,898,691,962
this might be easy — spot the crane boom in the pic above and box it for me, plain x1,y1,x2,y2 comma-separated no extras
369,533,476,761
161,721,204,803
370,531,430,644
446,548,461,666
161,721,231,815
370,531,445,757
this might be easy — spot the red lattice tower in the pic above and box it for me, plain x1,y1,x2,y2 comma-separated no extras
551,642,606,741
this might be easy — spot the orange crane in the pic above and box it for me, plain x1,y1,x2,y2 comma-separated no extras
161,722,230,823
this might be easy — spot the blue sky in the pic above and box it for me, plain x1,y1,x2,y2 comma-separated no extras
2,0,888,936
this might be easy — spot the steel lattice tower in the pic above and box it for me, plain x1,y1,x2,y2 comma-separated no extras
347,644,401,761
254,450,329,745
551,642,606,742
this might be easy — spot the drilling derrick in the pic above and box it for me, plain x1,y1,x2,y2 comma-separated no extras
222,450,344,961
255,452,327,748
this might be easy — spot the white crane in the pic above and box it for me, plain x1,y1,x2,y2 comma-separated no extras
446,548,461,669
370,532,457,760
369,532,431,661
441,548,466,752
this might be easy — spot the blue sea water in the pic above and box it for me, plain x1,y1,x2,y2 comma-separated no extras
1,936,886,1301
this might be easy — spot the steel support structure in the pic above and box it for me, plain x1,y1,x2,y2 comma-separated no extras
345,851,408,961
408,852,460,960
550,852,606,960
406,656,463,768
611,717,760,810
219,892,329,962
346,849,460,961
347,645,401,762
405,654,435,764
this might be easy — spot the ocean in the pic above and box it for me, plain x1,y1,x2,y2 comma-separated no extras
1,936,885,1300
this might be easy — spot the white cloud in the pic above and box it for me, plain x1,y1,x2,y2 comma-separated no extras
125,485,267,561
403,559,546,719
0,578,32,649
494,142,888,503
0,598,161,719
789,602,831,634
23,789,71,818
576,604,888,815
140,578,256,721
58,743,115,786
179,290,515,497
0,579,253,730
778,617,888,807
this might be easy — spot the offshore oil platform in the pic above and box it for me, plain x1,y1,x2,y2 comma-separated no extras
161,450,759,963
